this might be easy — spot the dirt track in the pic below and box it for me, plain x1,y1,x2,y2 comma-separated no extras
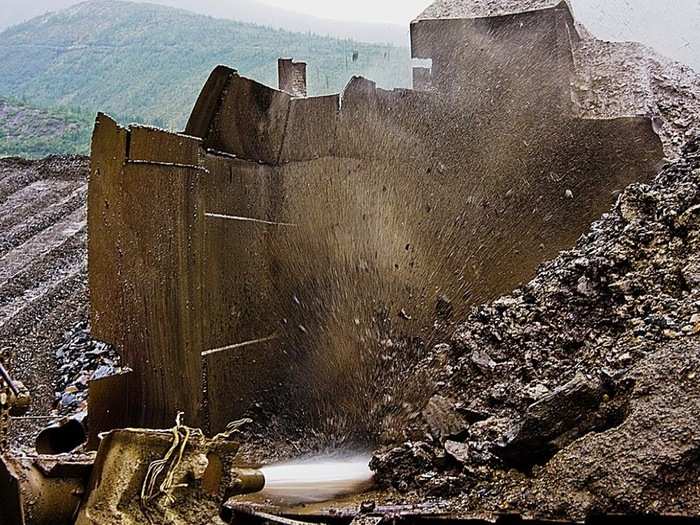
0,155,89,442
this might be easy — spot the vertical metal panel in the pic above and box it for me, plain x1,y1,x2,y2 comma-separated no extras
118,161,205,428
88,114,128,347
204,75,291,164
199,154,283,432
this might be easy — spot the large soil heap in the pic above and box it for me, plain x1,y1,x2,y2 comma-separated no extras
371,137,700,520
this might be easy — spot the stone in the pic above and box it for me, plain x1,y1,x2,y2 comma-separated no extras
435,295,454,321
576,276,596,297
469,416,513,443
523,383,550,401
370,442,439,491
471,349,496,373
60,392,78,409
93,365,114,380
444,440,470,464
489,383,509,404
496,373,610,468
422,395,469,440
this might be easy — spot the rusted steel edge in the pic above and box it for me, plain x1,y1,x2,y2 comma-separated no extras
125,159,210,172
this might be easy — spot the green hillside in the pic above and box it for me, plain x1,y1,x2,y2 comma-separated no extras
0,0,412,132
0,98,94,158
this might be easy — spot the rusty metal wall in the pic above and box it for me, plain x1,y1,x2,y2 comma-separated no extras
89,119,207,430
89,30,664,434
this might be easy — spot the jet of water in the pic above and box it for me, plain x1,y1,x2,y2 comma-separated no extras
259,454,374,503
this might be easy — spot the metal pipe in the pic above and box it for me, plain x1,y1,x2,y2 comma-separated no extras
229,468,266,496
35,411,88,455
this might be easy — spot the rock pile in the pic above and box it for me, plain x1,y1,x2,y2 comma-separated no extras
371,137,700,519
53,320,121,413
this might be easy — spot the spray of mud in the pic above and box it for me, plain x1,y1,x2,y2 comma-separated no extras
259,454,374,503
247,24,577,447
212,19,608,456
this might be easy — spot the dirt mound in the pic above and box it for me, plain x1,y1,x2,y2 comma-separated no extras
371,137,700,520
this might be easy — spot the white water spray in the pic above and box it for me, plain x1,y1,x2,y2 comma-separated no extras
260,454,374,503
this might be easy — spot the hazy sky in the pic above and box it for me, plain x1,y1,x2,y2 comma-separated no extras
258,0,700,31
255,0,699,68
1,0,698,68
259,0,433,24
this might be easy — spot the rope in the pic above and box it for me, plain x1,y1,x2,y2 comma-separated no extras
140,412,191,508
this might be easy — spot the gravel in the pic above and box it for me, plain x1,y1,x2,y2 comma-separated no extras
53,320,121,413
0,155,90,446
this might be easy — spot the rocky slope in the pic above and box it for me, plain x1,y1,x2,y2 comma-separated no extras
371,137,700,520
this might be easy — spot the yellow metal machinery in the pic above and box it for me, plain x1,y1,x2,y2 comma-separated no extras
0,362,90,525
1,393,266,525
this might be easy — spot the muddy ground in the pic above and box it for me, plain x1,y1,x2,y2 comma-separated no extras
0,155,92,444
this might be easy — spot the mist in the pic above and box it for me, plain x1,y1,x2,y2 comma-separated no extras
572,0,700,71
0,0,698,69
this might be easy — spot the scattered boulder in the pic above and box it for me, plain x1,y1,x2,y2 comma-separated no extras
522,382,550,402
53,320,122,414
444,440,470,464
495,373,611,468
370,442,440,491
443,439,499,467
422,395,469,441
470,349,496,374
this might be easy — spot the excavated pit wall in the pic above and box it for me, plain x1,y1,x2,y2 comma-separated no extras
87,2,664,439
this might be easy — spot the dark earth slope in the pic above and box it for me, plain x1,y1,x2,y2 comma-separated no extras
371,137,700,520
